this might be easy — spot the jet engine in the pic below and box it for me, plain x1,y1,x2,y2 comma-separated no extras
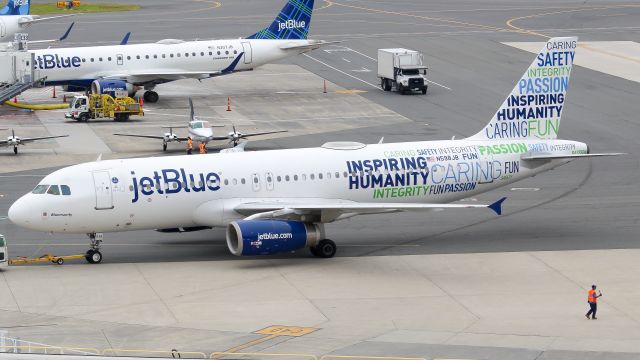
226,220,324,256
90,79,137,97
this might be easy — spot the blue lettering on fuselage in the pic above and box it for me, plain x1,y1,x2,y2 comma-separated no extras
35,54,82,70
131,168,220,203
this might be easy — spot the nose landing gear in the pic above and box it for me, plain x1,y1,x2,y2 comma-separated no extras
85,232,103,264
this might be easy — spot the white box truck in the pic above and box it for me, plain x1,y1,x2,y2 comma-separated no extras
378,48,428,94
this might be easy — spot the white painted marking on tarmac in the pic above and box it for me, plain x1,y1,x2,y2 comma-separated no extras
302,54,380,89
342,58,351,63
510,187,540,191
0,175,47,178
352,67,371,72
427,79,452,91
143,112,400,122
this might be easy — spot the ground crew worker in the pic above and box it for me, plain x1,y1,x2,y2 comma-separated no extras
199,142,207,154
186,137,193,155
586,284,602,319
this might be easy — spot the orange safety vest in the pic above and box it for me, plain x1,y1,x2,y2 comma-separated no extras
588,289,597,303
199,143,206,154
187,139,193,150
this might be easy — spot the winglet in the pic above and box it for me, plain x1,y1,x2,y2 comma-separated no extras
120,32,131,45
59,22,75,41
221,52,244,74
488,197,506,215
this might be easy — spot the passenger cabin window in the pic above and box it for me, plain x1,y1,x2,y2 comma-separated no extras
61,185,71,195
32,185,48,194
47,185,60,195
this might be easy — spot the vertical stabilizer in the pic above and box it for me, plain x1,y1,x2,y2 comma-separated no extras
469,37,577,140
247,0,314,40
0,0,30,15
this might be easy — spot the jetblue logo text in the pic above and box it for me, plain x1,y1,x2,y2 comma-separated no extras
35,54,81,70
277,19,306,32
14,0,28,7
131,168,221,203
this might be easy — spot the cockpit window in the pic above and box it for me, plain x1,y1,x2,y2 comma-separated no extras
192,122,203,129
32,185,49,194
47,185,60,195
61,185,71,196
201,121,210,128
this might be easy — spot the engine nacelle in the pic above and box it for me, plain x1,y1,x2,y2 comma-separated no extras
226,220,324,256
90,79,136,97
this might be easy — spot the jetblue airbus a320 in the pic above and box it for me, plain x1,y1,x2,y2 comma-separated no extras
9,37,621,263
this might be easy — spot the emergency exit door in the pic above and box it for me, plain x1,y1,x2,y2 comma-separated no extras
92,170,114,210
116,54,124,65
241,42,252,64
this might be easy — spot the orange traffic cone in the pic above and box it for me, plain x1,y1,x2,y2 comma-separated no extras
138,96,144,107
226,96,231,111
52,86,57,98
323,80,327,93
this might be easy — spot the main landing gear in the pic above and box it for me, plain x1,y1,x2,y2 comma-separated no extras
85,232,103,264
310,239,337,258
143,90,159,103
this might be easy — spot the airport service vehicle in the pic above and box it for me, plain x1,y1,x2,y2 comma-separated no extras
8,37,622,263
66,93,143,122
0,0,74,43
378,48,428,94
30,0,331,103
1,128,68,154
113,98,286,151
0,234,7,267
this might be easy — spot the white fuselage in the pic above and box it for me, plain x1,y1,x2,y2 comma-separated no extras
0,15,31,41
29,39,311,86
9,138,586,233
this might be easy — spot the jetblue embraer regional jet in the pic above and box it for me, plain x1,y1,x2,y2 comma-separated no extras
9,37,621,263
30,0,328,103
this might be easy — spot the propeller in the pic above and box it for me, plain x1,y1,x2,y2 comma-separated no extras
229,125,243,146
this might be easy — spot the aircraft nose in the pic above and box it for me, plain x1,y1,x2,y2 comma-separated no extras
8,196,31,227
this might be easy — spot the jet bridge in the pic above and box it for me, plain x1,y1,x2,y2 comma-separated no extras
0,34,46,103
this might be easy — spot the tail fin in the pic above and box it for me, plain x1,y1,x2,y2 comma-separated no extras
0,0,30,15
469,37,577,140
247,0,313,40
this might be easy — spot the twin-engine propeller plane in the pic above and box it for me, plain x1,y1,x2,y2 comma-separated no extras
1,128,68,154
113,99,287,151
29,0,331,103
8,37,622,264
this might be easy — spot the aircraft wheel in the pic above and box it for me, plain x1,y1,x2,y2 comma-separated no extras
85,250,102,264
163,143,167,151
314,239,337,258
144,91,159,103
13,146,18,155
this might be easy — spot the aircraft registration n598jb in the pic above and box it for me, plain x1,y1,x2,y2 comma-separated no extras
29,0,330,103
9,37,622,263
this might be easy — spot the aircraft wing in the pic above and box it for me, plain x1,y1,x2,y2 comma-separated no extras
113,133,188,141
0,135,69,146
521,153,624,160
18,14,75,25
240,130,288,139
279,40,342,53
228,197,506,223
